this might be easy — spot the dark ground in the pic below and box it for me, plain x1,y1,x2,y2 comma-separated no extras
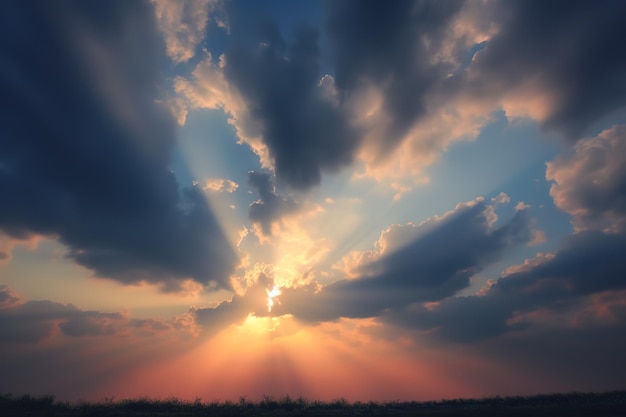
1,391,626,416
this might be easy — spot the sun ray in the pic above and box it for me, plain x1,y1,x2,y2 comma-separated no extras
267,284,282,312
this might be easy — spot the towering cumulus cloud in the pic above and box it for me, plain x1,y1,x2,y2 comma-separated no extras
0,1,236,290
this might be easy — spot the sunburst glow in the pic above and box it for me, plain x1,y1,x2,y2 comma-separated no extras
266,284,282,312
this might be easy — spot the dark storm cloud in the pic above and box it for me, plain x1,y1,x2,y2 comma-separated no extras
467,0,626,138
247,171,299,235
392,231,626,342
273,199,533,321
0,1,236,288
326,0,464,152
222,22,360,189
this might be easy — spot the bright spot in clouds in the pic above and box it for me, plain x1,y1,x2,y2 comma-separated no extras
266,284,281,312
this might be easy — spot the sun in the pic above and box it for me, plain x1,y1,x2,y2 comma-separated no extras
266,284,282,312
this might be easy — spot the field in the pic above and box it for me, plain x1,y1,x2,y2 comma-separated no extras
1,391,626,416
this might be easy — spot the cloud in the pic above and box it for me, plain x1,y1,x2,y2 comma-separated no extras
247,171,300,236
327,0,490,188
498,232,626,299
0,285,22,309
150,0,222,63
193,272,273,333
547,125,626,232
173,51,273,167
173,0,626,193
221,24,361,189
0,233,41,264
327,0,464,153
394,230,626,342
174,7,362,190
464,0,626,138
490,192,510,205
334,0,626,187
0,285,201,401
273,197,533,322
528,230,547,246
202,178,239,193
382,125,626,341
0,285,196,344
0,298,119,344
0,1,236,289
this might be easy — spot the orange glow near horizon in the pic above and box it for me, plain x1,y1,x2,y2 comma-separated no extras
102,316,486,403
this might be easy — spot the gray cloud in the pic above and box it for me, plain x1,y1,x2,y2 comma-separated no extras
392,230,626,342
188,0,626,191
327,0,464,153
0,285,195,400
247,171,300,235
0,285,195,343
58,311,125,338
547,125,626,232
378,117,626,342
222,22,360,189
326,0,626,167
0,284,21,309
0,298,122,343
273,199,533,322
465,0,626,138
193,273,272,333
0,1,236,289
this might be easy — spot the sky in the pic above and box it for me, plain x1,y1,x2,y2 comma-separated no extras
1,0,626,403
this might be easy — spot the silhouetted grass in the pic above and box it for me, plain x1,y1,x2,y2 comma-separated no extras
1,391,626,416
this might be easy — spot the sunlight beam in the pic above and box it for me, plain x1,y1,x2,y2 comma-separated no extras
267,285,282,312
